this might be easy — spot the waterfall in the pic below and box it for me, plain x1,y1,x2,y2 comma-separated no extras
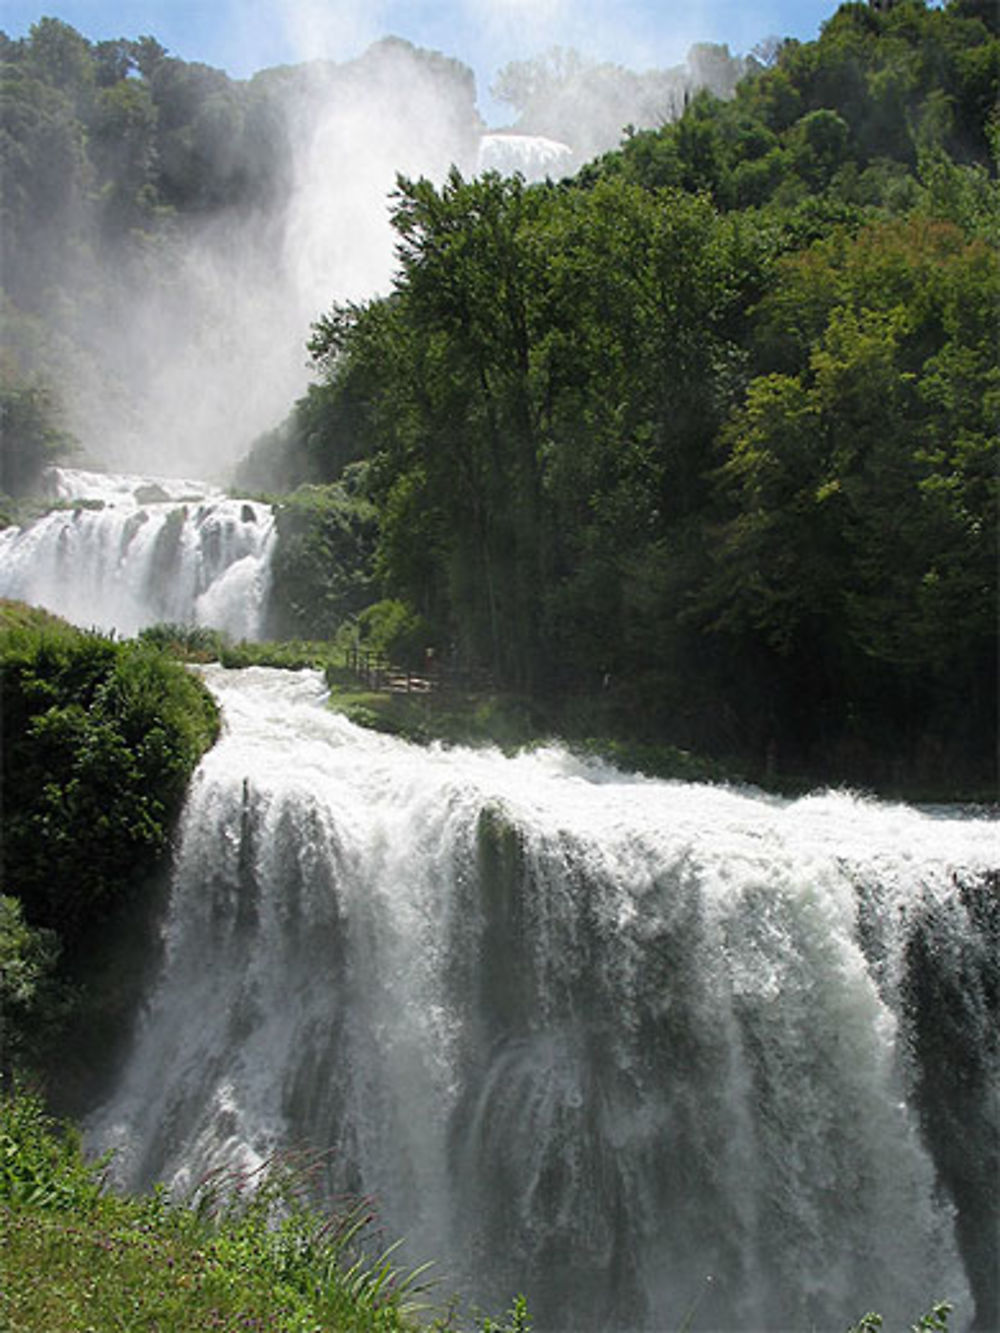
478,133,575,181
0,468,275,639
87,665,999,1331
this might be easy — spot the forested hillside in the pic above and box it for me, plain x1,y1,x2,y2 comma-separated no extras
266,0,998,792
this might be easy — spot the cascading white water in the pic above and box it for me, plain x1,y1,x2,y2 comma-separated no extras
478,133,575,181
87,665,999,1332
0,468,275,639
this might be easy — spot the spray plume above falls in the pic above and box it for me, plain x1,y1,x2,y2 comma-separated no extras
0,19,750,480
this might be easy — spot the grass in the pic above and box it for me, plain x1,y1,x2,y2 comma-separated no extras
2,1201,425,1332
0,1091,536,1333
137,625,344,672
322,669,545,751
0,598,73,633
0,1096,409,1333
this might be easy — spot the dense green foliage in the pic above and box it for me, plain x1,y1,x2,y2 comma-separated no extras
285,0,997,794
264,479,379,641
0,380,74,497
0,18,287,302
0,602,219,941
0,896,65,1084
0,601,219,1080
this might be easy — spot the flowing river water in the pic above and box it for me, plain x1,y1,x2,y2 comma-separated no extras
1,470,997,1329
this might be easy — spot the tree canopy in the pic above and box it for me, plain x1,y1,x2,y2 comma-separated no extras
294,0,998,792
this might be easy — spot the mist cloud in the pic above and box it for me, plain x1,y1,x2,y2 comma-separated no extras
54,36,480,480
19,5,754,483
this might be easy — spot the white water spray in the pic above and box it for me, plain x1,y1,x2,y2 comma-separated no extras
478,133,574,179
0,468,275,639
87,664,999,1331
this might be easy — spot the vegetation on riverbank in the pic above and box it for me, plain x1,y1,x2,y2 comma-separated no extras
0,601,220,1086
0,1090,479,1333
321,667,743,784
0,601,219,944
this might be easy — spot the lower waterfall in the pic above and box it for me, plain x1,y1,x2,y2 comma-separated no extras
86,665,998,1332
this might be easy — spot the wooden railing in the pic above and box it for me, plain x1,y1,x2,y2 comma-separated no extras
344,645,434,694
343,645,491,695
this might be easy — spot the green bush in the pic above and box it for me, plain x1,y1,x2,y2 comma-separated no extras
0,380,74,498
265,481,378,641
0,896,66,1084
0,606,220,948
138,621,228,659
0,1089,107,1215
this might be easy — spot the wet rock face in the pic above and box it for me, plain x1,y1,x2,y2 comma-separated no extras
133,483,171,505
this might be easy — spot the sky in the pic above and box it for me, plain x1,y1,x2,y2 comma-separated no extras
3,0,846,123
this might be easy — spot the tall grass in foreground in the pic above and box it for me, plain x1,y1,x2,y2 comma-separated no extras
0,1090,460,1332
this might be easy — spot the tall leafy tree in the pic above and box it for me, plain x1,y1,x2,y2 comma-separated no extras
0,381,74,496
703,218,997,773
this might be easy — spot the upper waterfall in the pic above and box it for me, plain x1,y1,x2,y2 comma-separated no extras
0,467,275,640
477,133,575,180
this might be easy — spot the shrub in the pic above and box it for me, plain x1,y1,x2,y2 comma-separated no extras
0,897,65,1085
138,622,227,659
0,607,219,948
265,482,378,640
0,1089,107,1214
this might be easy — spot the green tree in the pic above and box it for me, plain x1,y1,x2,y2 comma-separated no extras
89,78,158,234
384,169,548,685
0,381,74,496
0,895,63,1084
22,17,94,114
0,64,91,305
703,218,997,778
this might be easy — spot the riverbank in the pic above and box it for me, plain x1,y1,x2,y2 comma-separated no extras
0,1091,536,1333
319,666,996,806
322,667,738,785
105,628,999,803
